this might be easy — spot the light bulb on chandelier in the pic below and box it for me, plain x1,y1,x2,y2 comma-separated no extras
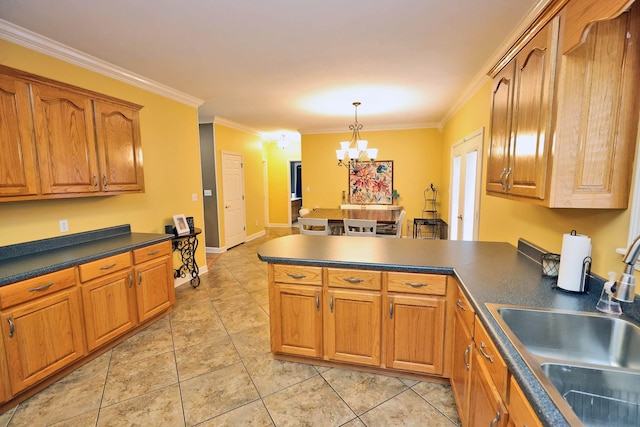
336,102,378,168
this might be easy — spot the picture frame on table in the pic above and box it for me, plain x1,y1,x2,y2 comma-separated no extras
173,214,191,236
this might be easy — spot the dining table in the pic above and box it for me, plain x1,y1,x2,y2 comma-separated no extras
301,208,401,226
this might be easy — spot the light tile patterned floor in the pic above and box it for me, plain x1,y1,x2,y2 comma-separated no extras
0,228,461,427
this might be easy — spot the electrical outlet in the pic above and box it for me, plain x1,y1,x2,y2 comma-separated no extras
59,219,69,233
192,193,198,202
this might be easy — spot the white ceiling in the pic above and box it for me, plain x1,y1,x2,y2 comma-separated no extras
0,0,542,136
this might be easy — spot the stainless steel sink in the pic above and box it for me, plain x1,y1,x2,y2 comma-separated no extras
497,306,640,369
486,304,640,426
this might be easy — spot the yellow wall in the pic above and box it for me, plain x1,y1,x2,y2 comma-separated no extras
0,40,206,269
213,124,266,244
442,79,634,279
266,141,302,225
301,128,443,236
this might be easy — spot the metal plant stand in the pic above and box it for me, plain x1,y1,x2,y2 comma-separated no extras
172,228,201,288
413,184,440,239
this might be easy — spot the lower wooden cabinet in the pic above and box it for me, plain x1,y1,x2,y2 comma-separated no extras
1,289,86,395
324,288,381,366
0,326,10,403
270,283,323,358
469,351,509,427
507,376,543,427
384,294,445,375
81,270,138,351
134,255,174,322
451,309,474,425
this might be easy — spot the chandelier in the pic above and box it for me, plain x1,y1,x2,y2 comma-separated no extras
335,102,378,168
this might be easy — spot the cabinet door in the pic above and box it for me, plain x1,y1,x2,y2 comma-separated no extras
469,352,508,427
0,328,9,403
31,83,99,195
384,294,445,375
0,75,39,197
325,289,381,366
487,62,515,194
134,256,174,322
451,311,473,426
270,284,323,358
508,376,542,427
1,289,85,394
93,100,144,193
509,17,558,199
81,270,138,351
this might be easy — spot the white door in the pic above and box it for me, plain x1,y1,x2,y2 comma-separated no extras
450,130,484,241
222,152,246,248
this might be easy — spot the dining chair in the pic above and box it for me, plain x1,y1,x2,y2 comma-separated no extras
343,219,377,236
299,218,330,235
376,209,406,238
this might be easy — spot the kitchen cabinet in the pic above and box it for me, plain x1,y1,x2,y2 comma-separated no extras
0,65,144,202
1,287,85,395
31,82,99,195
384,272,447,375
269,264,323,358
507,376,543,427
0,75,39,197
487,0,640,208
487,16,560,199
133,242,174,322
0,323,9,403
450,283,475,426
469,351,509,427
93,100,144,193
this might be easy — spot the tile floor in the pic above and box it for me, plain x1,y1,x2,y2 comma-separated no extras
0,227,461,427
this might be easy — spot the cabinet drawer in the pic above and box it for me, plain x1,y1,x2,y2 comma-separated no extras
133,241,171,265
454,283,475,336
0,268,76,309
327,268,381,290
79,252,132,282
272,264,322,285
475,318,509,401
387,272,446,295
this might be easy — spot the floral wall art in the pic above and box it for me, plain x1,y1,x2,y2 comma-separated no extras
348,161,393,204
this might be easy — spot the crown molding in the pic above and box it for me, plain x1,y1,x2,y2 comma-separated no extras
300,122,440,135
212,117,262,136
0,19,204,107
440,0,554,128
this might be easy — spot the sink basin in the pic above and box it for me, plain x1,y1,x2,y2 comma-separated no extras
497,306,640,369
541,363,640,427
486,304,640,426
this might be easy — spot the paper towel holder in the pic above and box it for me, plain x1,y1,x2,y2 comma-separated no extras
552,255,592,293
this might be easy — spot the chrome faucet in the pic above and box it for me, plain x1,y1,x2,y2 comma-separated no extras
614,234,640,302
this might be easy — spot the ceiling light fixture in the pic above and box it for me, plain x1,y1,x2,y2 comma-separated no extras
336,102,378,168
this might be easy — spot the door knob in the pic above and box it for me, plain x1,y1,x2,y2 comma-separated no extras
457,215,463,220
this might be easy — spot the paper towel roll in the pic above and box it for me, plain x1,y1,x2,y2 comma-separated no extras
557,232,591,292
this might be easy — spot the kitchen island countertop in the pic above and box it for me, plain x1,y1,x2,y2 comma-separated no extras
257,234,634,427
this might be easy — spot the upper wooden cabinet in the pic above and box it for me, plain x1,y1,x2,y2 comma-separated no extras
0,65,144,202
0,75,39,197
487,0,640,208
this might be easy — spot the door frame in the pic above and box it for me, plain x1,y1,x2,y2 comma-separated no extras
288,159,301,226
449,128,484,241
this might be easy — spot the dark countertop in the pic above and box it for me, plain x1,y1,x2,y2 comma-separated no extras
0,225,173,287
257,234,639,427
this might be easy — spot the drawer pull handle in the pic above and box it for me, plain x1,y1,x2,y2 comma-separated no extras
463,344,471,371
93,174,98,189
456,299,466,310
404,281,427,288
128,272,133,288
315,292,320,311
29,282,54,292
330,295,334,313
99,263,117,270
103,173,109,190
389,299,394,319
287,273,306,279
343,277,364,284
7,317,14,338
138,271,143,285
490,410,501,427
479,342,494,363
147,250,160,256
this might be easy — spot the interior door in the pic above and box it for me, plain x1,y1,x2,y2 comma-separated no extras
450,130,484,241
221,151,246,249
